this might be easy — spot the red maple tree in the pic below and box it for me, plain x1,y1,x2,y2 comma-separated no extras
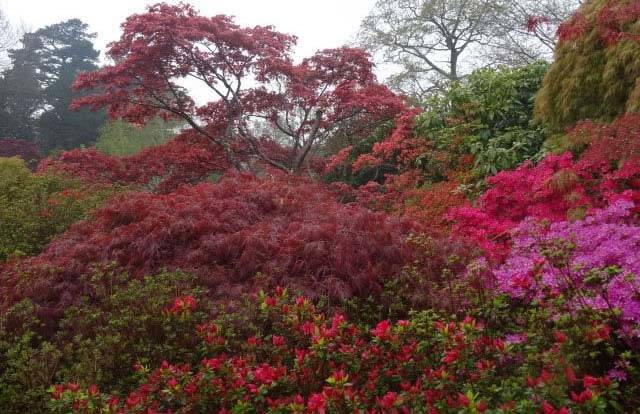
72,3,404,173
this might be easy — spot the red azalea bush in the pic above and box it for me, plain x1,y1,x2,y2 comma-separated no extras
50,289,626,414
38,131,231,193
448,153,590,260
448,130,640,260
1,173,421,328
0,138,44,170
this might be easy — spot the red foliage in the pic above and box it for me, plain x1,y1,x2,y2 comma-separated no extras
1,173,420,327
246,47,406,171
0,138,44,170
526,15,551,33
558,1,640,45
557,12,589,43
72,3,403,172
597,0,640,45
38,131,231,193
449,116,640,259
570,114,640,168
351,171,468,236
352,109,425,173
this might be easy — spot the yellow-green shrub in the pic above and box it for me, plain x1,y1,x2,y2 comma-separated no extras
0,157,117,260
535,0,640,134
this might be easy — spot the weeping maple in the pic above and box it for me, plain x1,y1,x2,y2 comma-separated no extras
72,2,404,173
38,130,232,193
535,0,640,133
1,173,421,329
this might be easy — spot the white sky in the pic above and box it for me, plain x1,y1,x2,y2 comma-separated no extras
1,0,375,61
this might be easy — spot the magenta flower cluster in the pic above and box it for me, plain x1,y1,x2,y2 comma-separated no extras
495,200,640,339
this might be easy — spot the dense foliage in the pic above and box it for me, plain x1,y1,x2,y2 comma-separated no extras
496,200,640,340
95,118,182,157
449,114,640,259
0,157,115,261
0,137,43,169
1,2,640,413
0,173,420,332
50,289,636,413
535,0,640,133
39,131,231,193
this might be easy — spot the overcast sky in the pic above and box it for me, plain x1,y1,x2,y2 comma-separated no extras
1,0,375,60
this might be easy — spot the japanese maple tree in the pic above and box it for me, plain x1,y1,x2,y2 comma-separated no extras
72,2,404,173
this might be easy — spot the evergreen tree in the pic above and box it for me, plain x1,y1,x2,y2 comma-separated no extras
0,19,105,149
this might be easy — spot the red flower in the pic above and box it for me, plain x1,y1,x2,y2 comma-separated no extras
272,335,285,347
379,391,398,408
457,393,470,407
372,320,392,340
167,377,178,389
168,295,197,314
307,393,327,413
570,390,594,404
51,384,65,400
553,331,568,343
583,375,599,388
442,350,459,364
565,366,577,383
254,364,282,385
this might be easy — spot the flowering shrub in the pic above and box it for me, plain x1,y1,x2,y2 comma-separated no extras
0,271,212,414
39,131,231,193
495,200,640,342
448,138,640,259
448,153,590,259
49,289,629,413
1,173,420,328
0,138,43,170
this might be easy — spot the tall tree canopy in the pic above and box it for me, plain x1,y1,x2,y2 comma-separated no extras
72,2,404,173
358,0,581,99
358,0,501,92
0,6,18,69
491,0,581,65
0,19,105,149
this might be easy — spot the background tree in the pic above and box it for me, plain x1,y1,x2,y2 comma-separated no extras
0,19,105,149
358,0,502,99
490,0,582,65
0,62,41,138
0,7,18,69
95,117,183,156
73,3,403,173
358,0,582,100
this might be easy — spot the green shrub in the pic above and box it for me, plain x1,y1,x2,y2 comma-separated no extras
95,118,182,156
0,157,116,261
414,62,549,189
0,270,211,414
535,0,640,134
